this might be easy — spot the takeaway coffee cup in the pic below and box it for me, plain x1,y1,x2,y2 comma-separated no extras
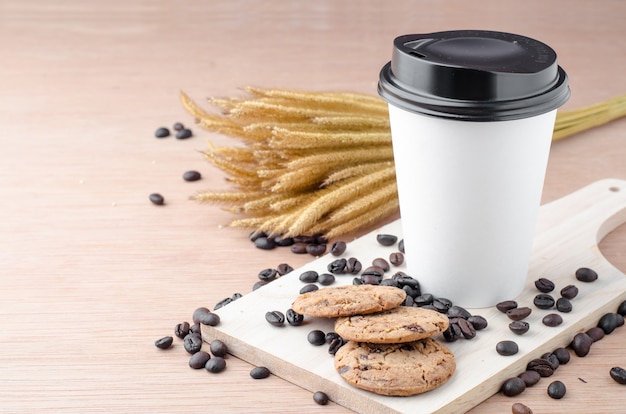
378,30,570,308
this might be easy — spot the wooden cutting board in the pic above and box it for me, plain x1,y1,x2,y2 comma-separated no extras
202,178,626,414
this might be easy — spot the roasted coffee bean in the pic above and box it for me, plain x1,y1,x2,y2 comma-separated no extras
290,242,308,254
541,352,560,370
542,313,563,327
402,284,419,298
610,366,626,385
361,274,381,285
250,366,271,379
376,234,398,246
571,332,593,357
330,241,347,256
307,330,326,346
286,308,304,326
175,128,193,139
249,231,267,242
389,252,404,266
306,243,326,256
511,402,533,414
328,337,344,355
362,266,385,279
553,347,571,364
496,340,519,356
501,377,526,397
254,236,277,250
149,193,165,205
616,313,624,327
447,305,472,319
313,391,329,405
468,315,488,330
586,326,605,342
325,332,341,343
496,300,518,313
259,268,279,282
189,351,211,369
352,277,363,285
252,280,268,290
518,370,541,387
507,307,532,321
560,284,579,299
209,340,228,357
174,322,191,339
273,235,294,246
155,127,170,138
172,122,184,131
196,310,220,326
575,267,598,282
182,170,202,182
265,311,285,327
189,323,200,334
318,273,335,286
293,235,315,244
533,294,555,309
183,333,203,354
299,270,319,283
380,278,399,288
372,258,390,272
192,307,210,324
398,239,405,253
556,297,572,313
433,298,452,313
276,263,294,276
457,318,476,339
345,257,362,274
214,297,232,310
527,358,555,377
443,322,462,342
328,258,347,274
598,312,619,334
547,380,566,399
618,300,626,316
534,278,555,293
509,320,530,335
205,356,226,373
393,272,420,289
155,336,173,349
300,284,319,294
415,294,434,306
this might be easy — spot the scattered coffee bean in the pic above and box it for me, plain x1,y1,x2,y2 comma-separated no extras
542,313,563,327
507,307,532,321
250,366,271,379
299,270,319,283
518,370,541,387
205,356,226,373
318,273,335,286
254,236,277,250
610,366,626,385
496,340,519,356
447,305,472,320
415,293,434,306
586,326,605,342
330,241,347,256
328,337,344,355
443,322,463,342
306,243,326,256
182,170,202,182
276,263,294,275
372,258,390,272
511,402,533,414
189,323,200,334
195,310,220,326
328,258,347,274
556,297,573,313
616,313,624,327
209,340,228,357
273,235,294,247
249,230,267,242
497,300,518,313
174,322,191,339
192,307,210,324
307,330,327,346
541,352,560,370
501,377,526,397
618,300,626,316
313,391,329,405
553,347,570,364
433,298,452,313
172,122,184,131
213,297,232,310
389,252,404,266
547,380,566,399
286,308,304,326
154,336,173,349
598,312,619,334
398,239,404,253
527,358,555,377
509,320,530,335
345,257,362,274
175,128,193,139
325,332,341,344
468,315,488,330
149,193,165,205
560,284,579,299
252,280,268,290
258,268,279,282
300,284,318,294
265,311,285,327
534,277,555,293
456,318,476,339
154,127,170,138
376,234,398,246
570,332,593,357
575,267,598,282
189,351,211,369
183,333,203,354
533,294,555,309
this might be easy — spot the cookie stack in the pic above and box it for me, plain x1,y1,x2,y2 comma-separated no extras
292,285,456,396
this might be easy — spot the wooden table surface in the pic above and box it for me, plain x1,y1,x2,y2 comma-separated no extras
2,1,625,412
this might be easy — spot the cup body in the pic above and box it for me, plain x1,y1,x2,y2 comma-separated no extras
388,104,556,307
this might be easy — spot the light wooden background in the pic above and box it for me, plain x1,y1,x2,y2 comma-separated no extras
1,1,625,412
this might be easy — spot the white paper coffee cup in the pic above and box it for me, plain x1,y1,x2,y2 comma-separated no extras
378,30,570,308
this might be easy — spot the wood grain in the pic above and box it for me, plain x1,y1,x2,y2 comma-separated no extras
1,1,626,413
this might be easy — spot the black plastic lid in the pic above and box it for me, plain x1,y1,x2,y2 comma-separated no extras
378,30,570,121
